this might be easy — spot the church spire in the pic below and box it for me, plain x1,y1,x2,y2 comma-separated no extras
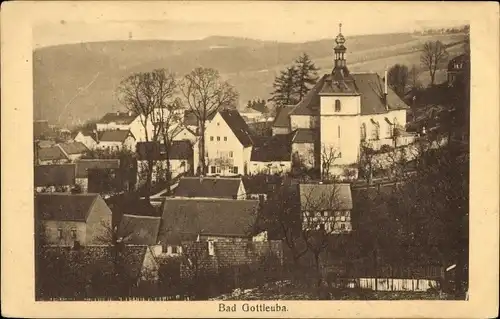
334,23,347,68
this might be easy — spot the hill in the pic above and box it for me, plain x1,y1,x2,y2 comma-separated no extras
33,33,467,127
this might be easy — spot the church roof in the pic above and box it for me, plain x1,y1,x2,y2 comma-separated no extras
289,72,409,117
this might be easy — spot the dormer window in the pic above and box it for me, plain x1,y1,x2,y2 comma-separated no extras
335,99,341,112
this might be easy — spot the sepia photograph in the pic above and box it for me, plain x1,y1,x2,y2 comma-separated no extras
1,1,499,318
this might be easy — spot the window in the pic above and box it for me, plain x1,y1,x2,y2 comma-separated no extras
361,124,367,141
217,136,220,141
171,246,178,254
210,136,214,141
338,125,341,138
372,122,380,140
224,136,227,141
57,228,63,239
340,223,346,230
71,228,77,240
387,123,393,137
216,166,221,174
319,223,326,231
207,240,215,256
335,99,341,112
323,211,329,217
211,166,216,174
340,216,346,222
229,151,233,158
232,166,238,174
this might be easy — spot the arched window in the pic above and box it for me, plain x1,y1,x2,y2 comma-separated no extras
360,123,366,141
372,122,380,140
335,99,341,112
338,125,341,138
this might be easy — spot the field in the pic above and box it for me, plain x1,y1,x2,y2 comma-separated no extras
33,33,467,127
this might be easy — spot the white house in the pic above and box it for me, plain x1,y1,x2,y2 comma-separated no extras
136,141,193,184
96,111,153,144
249,133,293,175
96,130,136,152
73,130,98,150
194,110,254,176
172,125,198,144
284,25,415,176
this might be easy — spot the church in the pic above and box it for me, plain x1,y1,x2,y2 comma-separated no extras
277,24,415,176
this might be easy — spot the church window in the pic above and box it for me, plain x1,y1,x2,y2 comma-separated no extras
335,99,341,112
372,122,380,140
361,123,367,141
338,125,341,138
387,123,393,137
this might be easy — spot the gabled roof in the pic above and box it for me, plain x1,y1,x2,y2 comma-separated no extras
35,164,76,187
183,110,216,127
242,175,282,195
37,145,69,162
158,198,260,244
117,214,161,246
219,110,254,147
136,141,192,161
250,133,293,162
174,176,242,199
299,183,353,211
35,193,101,221
58,142,89,155
75,159,121,178
292,128,317,144
289,72,409,117
272,106,294,128
99,112,137,125
98,130,135,143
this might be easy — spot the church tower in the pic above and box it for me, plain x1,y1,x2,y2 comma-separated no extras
332,23,350,80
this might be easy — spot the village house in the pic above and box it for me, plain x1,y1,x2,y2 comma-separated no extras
194,110,254,176
271,105,295,136
173,176,247,200
447,53,469,87
96,130,136,152
155,198,264,255
291,128,319,169
75,159,121,192
242,175,281,202
116,214,162,246
73,129,98,150
277,25,415,177
136,140,193,184
34,164,76,193
35,145,70,165
58,142,89,161
298,183,353,233
96,111,153,144
172,126,197,144
249,133,293,175
35,193,113,246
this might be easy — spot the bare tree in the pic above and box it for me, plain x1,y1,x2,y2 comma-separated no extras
181,67,238,175
320,144,341,182
155,97,184,195
420,41,449,86
387,64,409,98
117,69,178,199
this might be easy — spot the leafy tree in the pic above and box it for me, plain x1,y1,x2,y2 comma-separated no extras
387,64,409,98
117,69,178,200
181,67,238,175
269,66,300,110
420,40,449,86
294,53,320,100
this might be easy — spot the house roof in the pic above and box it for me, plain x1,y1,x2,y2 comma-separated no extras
174,176,242,199
136,141,193,161
272,106,294,128
75,159,121,178
158,198,260,244
448,53,468,71
40,245,148,290
35,193,101,221
35,164,76,187
106,195,160,219
289,72,409,116
292,128,317,144
250,133,293,162
117,214,161,246
242,175,282,195
99,112,137,125
219,110,254,147
37,140,57,149
183,110,216,127
299,183,353,211
58,142,89,155
98,130,135,143
37,145,69,162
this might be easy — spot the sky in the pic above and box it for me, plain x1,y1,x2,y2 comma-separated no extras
32,2,468,48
